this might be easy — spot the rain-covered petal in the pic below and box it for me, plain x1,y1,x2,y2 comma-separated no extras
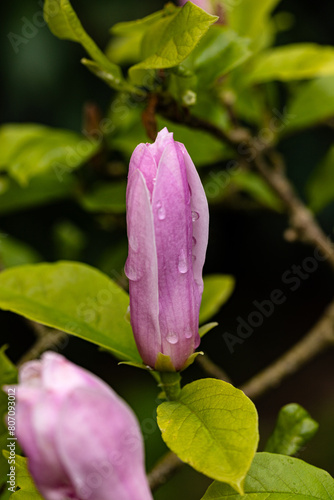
126,128,209,370
125,169,161,368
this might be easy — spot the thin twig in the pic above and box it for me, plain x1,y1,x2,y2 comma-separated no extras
240,299,334,400
148,451,183,492
196,353,232,383
17,322,68,369
253,152,334,271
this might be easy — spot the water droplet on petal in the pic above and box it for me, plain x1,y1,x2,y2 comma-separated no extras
178,249,188,274
191,211,200,222
129,233,138,252
156,200,166,220
124,260,142,281
124,306,131,323
153,177,156,184
192,236,197,246
166,332,178,344
192,254,196,263
185,331,193,339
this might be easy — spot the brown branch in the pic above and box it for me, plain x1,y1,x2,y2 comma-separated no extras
148,451,183,492
196,353,232,383
252,152,334,271
240,299,334,400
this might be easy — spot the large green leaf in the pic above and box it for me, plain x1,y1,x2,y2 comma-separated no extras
0,348,18,494
199,275,235,324
186,26,251,87
0,262,140,363
43,0,125,90
0,173,74,215
247,44,334,83
0,124,100,185
129,2,217,77
201,452,334,499
224,0,280,51
265,403,318,456
283,76,334,133
107,10,165,65
2,453,43,499
157,378,259,494
306,146,334,213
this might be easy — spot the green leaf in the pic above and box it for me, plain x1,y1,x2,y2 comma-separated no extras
188,26,251,87
225,0,281,50
0,348,17,493
232,171,284,211
107,10,165,65
0,174,74,215
199,275,235,324
43,0,124,90
199,322,218,338
157,378,259,494
129,2,217,76
201,452,334,499
306,146,334,213
0,124,100,185
2,453,43,499
80,181,126,213
0,262,140,363
0,234,41,268
283,76,334,133
247,44,334,84
265,403,319,456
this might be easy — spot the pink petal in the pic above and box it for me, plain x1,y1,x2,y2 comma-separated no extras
179,143,209,297
152,141,198,369
125,169,161,367
57,387,153,500
128,143,157,197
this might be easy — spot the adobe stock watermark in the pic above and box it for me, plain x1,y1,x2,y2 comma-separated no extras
223,240,329,353
7,0,61,54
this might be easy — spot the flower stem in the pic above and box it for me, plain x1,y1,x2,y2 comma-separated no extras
159,371,181,401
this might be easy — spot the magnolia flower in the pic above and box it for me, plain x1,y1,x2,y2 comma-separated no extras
10,352,153,500
178,0,213,13
125,128,209,371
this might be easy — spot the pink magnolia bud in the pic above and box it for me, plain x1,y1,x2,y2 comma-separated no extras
10,352,153,500
125,128,209,371
178,0,214,14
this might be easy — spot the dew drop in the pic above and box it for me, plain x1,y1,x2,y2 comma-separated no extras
191,211,200,222
185,331,193,339
178,249,188,274
153,177,156,184
124,306,131,323
166,332,178,344
192,254,196,263
129,233,138,252
192,236,197,246
156,201,166,220
124,260,142,281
